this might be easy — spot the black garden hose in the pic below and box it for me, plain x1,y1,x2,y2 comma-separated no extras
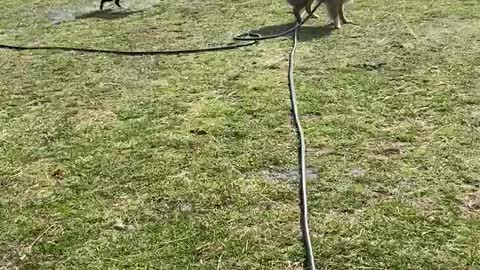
0,3,324,269
0,1,325,54
288,23,316,270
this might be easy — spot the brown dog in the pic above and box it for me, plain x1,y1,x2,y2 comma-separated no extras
326,0,353,29
286,0,353,28
287,0,317,23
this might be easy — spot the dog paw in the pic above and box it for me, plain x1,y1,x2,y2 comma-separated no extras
328,21,342,29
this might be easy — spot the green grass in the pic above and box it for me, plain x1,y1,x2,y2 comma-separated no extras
1,0,480,269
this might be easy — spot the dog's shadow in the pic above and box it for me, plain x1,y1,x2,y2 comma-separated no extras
251,22,335,41
75,9,143,20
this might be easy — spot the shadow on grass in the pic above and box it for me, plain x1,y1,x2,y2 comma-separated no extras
249,22,335,41
75,9,143,20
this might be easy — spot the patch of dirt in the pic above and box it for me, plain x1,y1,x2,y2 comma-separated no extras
51,168,65,180
132,0,161,9
420,16,479,41
73,107,118,130
0,241,22,270
47,10,75,25
284,261,303,270
469,110,480,127
112,218,138,231
351,168,365,177
387,16,480,55
262,53,288,70
371,187,394,199
366,143,406,160
378,146,404,156
263,167,318,183
348,61,387,71
415,198,438,212
12,160,62,200
190,128,208,135
459,190,480,218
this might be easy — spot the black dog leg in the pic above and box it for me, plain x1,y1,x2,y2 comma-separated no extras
100,0,113,10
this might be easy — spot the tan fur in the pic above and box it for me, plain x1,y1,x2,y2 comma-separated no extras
287,0,317,23
286,0,353,28
325,0,353,29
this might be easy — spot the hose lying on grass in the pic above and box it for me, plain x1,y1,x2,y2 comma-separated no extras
0,2,325,269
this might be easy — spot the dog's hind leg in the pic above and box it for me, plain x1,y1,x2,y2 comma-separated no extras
304,0,319,19
326,0,341,29
100,0,112,10
114,0,122,8
339,2,352,24
292,5,303,23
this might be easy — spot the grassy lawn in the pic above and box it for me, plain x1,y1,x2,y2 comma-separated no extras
1,0,480,269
